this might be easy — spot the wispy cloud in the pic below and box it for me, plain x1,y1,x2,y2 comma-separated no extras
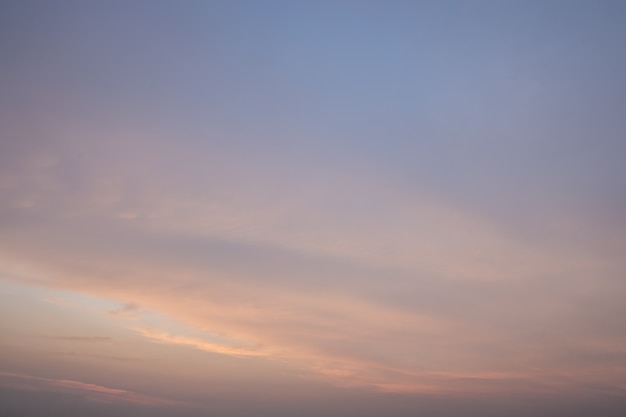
109,302,139,317
54,351,144,362
43,336,111,342
0,371,187,407
135,328,271,358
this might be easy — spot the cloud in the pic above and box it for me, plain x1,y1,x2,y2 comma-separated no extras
1,187,625,397
0,371,187,408
0,105,624,399
43,336,112,342
54,351,144,362
134,328,271,358
109,303,140,317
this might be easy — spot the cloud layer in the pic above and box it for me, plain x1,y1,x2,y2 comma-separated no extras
1,1,626,416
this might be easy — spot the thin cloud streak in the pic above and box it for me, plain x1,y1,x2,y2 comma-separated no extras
0,371,189,408
135,328,271,358
54,351,144,362
43,336,112,342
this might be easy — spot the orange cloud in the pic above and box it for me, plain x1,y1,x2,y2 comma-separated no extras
134,327,272,358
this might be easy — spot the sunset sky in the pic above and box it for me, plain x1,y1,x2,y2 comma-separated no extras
1,1,626,416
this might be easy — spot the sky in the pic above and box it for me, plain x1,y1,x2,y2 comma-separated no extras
1,1,626,416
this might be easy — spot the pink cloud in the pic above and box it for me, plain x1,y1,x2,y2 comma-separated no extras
0,371,187,408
